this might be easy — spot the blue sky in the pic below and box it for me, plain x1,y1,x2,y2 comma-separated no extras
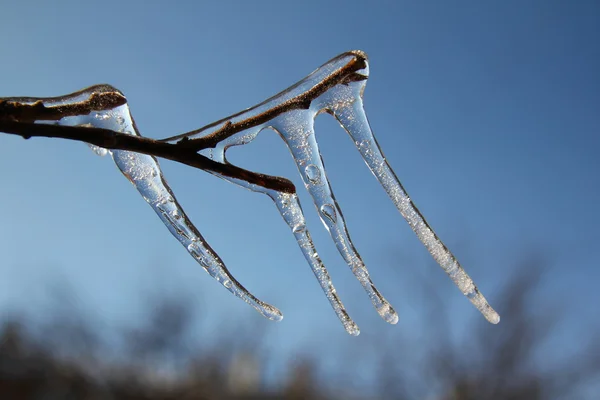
0,0,598,381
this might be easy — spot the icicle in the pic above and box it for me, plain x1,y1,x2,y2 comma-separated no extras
3,50,499,334
189,109,397,327
310,69,498,324
198,161,359,335
271,111,398,325
333,99,499,324
165,50,499,327
269,190,360,335
14,85,282,322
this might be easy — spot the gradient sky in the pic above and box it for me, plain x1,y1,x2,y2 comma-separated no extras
0,0,598,385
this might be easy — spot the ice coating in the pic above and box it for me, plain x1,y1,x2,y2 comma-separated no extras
197,161,360,335
11,85,282,322
273,191,360,335
331,98,500,324
188,108,397,330
165,50,499,326
272,112,398,325
1,50,500,334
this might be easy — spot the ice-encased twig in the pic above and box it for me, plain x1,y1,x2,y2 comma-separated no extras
166,50,499,326
1,86,282,322
1,50,499,334
164,53,399,328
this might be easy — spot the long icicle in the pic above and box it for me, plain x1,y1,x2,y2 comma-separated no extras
201,132,360,335
6,86,282,321
1,50,499,334
272,111,398,325
329,82,500,324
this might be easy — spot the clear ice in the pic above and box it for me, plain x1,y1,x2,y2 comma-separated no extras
4,85,282,323
1,51,499,334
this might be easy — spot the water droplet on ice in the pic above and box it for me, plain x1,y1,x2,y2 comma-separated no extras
343,319,360,336
265,307,283,321
95,113,110,120
320,204,337,223
199,260,210,272
88,144,108,156
116,116,125,125
224,279,232,289
304,164,321,184
171,210,181,220
187,243,201,259
292,223,306,233
377,303,399,324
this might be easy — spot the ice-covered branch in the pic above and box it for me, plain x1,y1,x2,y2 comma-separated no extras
0,51,500,335
0,113,295,194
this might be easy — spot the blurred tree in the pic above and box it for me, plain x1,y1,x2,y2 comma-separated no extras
0,256,598,399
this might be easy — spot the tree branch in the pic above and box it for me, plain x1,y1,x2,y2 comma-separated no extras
0,120,296,194
0,51,369,195
166,54,368,150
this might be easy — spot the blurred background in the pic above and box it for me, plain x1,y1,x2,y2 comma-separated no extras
0,1,598,399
